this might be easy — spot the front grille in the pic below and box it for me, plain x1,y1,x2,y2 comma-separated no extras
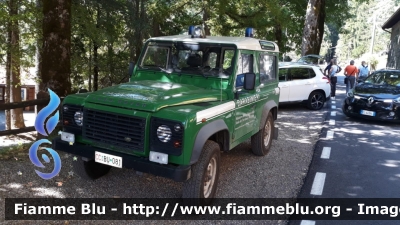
83,109,146,153
356,98,393,110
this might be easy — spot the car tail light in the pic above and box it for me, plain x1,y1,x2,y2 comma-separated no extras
322,76,330,83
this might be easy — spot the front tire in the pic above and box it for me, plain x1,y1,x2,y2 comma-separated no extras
307,91,325,110
182,140,220,206
251,112,274,156
342,102,352,118
72,156,111,180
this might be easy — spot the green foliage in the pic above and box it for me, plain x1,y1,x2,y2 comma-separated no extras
335,0,399,63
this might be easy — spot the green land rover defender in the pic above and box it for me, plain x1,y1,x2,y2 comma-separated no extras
53,27,280,204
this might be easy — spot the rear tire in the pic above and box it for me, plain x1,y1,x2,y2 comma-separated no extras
72,156,111,180
182,140,220,206
307,91,325,110
251,112,274,156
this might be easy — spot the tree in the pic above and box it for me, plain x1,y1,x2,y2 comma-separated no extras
9,0,25,129
301,0,326,56
41,0,71,97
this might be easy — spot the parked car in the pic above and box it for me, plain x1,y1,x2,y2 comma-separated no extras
279,54,325,67
342,69,400,122
278,64,331,110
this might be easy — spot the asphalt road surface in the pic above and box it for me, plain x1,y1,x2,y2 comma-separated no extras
293,76,400,225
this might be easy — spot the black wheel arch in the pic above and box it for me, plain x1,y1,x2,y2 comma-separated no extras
190,119,229,165
258,100,278,130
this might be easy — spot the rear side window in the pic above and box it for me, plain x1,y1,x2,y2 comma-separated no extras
279,68,288,81
309,68,316,78
259,54,276,84
290,68,309,80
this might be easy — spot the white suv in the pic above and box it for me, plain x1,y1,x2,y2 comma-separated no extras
278,64,331,110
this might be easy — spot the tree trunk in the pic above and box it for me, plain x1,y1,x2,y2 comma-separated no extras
10,0,25,129
93,5,100,91
5,21,12,130
203,4,211,36
88,40,92,92
274,22,283,54
42,0,71,97
301,0,326,56
93,41,99,91
35,0,43,115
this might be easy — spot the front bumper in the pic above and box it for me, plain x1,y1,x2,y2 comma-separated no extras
342,97,400,122
52,137,191,182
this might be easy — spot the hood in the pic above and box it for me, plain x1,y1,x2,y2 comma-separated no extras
85,80,227,112
355,83,400,99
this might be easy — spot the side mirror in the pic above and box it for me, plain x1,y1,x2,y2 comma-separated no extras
77,88,88,93
243,73,256,90
128,61,135,77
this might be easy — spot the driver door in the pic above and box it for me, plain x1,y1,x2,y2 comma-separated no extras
233,50,257,141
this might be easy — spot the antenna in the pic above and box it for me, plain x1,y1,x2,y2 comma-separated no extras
220,77,222,102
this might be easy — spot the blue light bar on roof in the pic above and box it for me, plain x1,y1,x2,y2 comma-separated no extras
245,27,254,37
188,26,195,35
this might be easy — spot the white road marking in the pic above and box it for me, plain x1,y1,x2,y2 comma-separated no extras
331,105,337,109
300,221,316,225
311,172,326,195
332,101,336,104
329,119,335,125
326,130,334,139
331,111,336,116
321,147,331,159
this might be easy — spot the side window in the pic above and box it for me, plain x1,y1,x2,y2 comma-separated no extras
222,50,235,70
290,68,309,80
309,68,316,78
259,54,276,84
236,53,254,88
279,68,288,81
208,52,217,68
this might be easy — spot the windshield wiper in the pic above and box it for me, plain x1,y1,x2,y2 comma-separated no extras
159,67,173,74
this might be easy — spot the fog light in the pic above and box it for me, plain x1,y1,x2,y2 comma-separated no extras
63,120,69,125
348,106,353,110
149,151,168,164
389,112,395,117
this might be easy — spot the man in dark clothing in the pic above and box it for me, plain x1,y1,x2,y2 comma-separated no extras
324,59,333,76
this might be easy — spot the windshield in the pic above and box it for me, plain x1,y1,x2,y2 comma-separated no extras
364,71,400,87
139,41,236,77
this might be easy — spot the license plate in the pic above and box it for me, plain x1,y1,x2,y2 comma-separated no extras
360,110,376,116
61,132,75,143
95,151,122,168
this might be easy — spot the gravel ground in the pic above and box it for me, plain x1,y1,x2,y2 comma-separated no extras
0,103,329,225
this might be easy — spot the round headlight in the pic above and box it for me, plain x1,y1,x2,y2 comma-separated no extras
174,124,182,132
157,125,172,143
74,111,83,126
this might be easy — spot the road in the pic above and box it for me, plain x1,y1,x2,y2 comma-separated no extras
293,75,400,225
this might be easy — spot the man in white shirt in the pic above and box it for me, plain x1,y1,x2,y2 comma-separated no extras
357,61,370,82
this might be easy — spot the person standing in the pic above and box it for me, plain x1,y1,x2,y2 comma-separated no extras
357,61,370,82
344,60,358,94
329,58,339,100
324,59,333,76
